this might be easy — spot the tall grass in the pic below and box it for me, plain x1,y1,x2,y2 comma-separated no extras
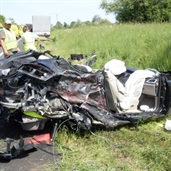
48,119,171,171
45,23,171,71
43,23,171,171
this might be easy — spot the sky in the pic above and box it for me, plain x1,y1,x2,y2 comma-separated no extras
0,0,116,25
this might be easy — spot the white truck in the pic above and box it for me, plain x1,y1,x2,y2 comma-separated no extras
32,16,51,40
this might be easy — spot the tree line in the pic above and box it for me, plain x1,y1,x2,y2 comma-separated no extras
0,14,113,30
101,0,171,23
1,0,171,28
53,15,112,29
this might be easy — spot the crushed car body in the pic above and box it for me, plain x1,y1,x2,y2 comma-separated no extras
0,49,170,159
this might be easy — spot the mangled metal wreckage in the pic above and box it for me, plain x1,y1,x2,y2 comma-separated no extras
0,50,170,159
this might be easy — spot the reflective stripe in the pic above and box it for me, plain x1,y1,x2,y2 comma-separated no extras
3,28,18,50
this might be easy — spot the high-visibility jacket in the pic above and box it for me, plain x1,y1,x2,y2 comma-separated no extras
3,28,18,50
23,32,36,51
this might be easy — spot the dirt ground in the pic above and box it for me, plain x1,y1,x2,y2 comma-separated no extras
0,119,60,171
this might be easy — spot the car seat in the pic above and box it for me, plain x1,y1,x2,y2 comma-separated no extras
104,69,155,113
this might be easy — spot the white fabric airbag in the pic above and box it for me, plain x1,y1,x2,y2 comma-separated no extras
104,59,126,75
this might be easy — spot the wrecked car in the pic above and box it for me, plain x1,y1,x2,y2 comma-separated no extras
0,49,170,159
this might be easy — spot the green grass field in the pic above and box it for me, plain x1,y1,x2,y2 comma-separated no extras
43,23,171,171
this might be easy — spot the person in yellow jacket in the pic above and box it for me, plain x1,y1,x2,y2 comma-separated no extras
22,25,40,51
0,19,20,57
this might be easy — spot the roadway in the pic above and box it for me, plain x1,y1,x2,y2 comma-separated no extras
0,37,24,59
